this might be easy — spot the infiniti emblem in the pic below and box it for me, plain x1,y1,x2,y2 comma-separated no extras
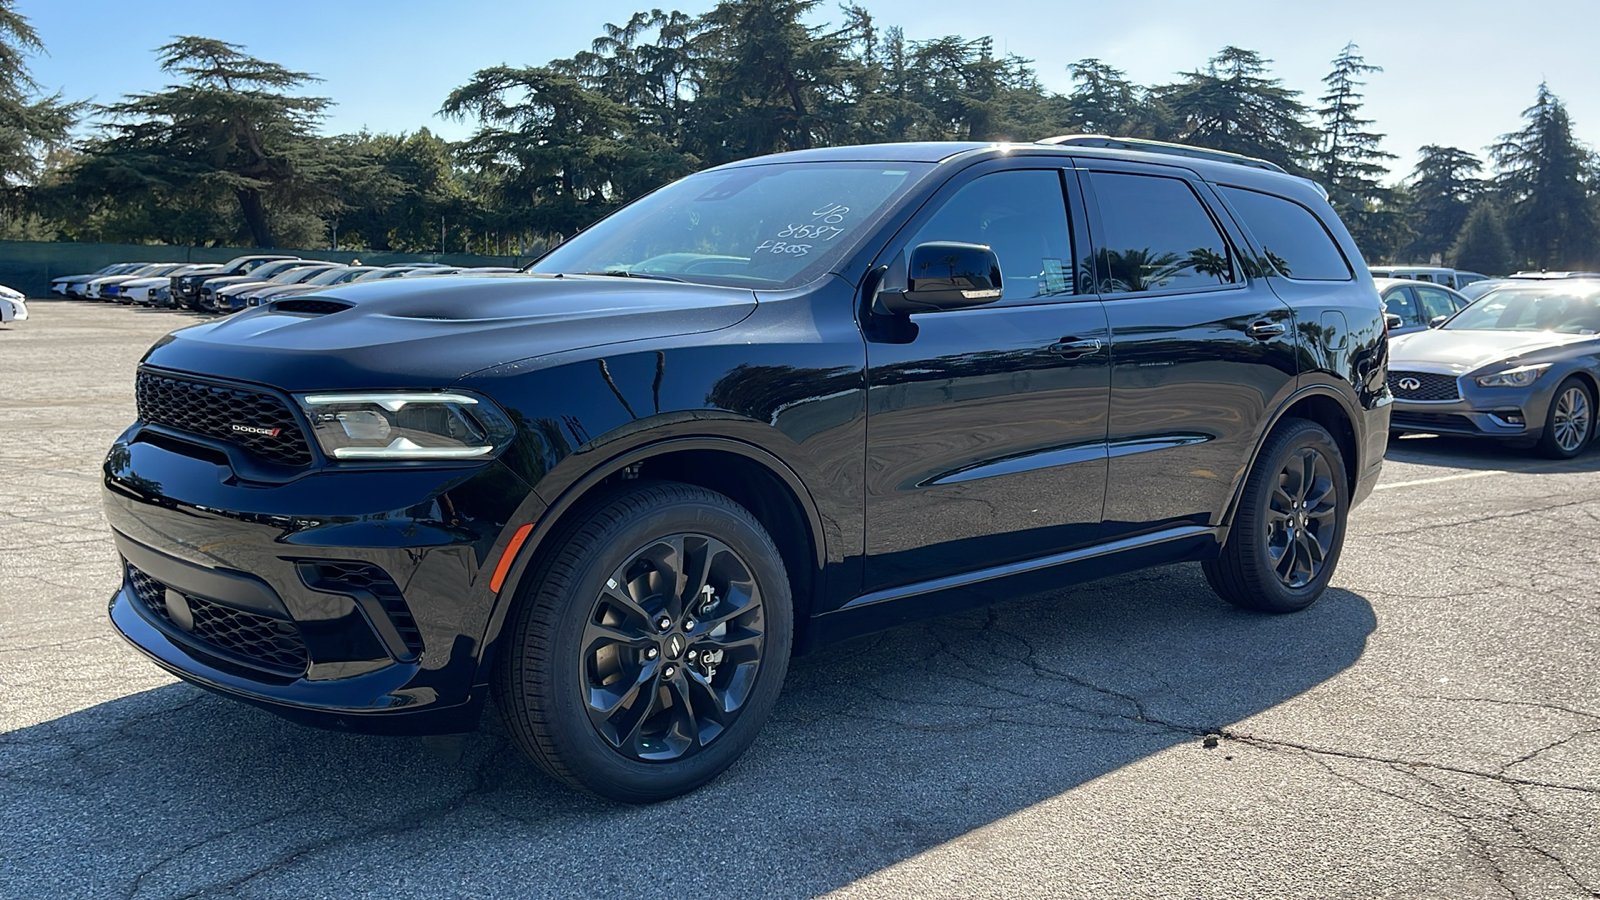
665,633,687,660
1397,377,1421,391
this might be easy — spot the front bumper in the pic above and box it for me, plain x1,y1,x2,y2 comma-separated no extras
1388,370,1556,439
104,420,543,734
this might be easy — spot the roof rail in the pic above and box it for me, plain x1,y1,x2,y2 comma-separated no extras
1037,134,1289,175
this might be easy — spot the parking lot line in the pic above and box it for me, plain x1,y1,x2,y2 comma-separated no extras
1375,469,1510,491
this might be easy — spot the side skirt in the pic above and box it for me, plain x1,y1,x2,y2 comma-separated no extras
802,525,1224,652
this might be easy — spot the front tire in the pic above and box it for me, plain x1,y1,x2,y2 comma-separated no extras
495,481,793,803
1536,377,1594,459
1204,419,1348,613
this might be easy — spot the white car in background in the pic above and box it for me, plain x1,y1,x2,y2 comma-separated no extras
117,264,210,305
52,263,139,297
0,284,28,323
87,263,186,300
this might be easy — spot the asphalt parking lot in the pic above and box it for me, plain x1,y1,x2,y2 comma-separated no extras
2,300,1597,899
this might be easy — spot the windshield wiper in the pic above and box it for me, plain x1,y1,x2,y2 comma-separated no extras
576,270,687,283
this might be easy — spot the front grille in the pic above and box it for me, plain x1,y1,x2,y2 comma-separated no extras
298,560,423,657
1392,412,1479,433
136,371,313,467
1388,371,1460,402
125,562,309,675
127,564,171,622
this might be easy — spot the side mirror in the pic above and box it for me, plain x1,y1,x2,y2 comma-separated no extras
1384,313,1403,330
1429,315,1449,328
875,242,1002,315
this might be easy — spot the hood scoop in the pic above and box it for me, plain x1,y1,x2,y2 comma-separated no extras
273,298,353,315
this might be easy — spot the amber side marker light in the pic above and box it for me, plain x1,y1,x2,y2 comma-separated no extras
491,524,535,593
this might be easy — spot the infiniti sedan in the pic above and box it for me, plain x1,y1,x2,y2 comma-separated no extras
1388,280,1600,457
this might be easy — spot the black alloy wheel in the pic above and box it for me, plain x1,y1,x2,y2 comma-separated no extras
1263,446,1339,589
1204,418,1348,613
496,481,792,803
581,533,767,762
1538,377,1595,459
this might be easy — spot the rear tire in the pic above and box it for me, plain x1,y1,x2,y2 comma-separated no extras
1536,377,1594,459
1204,419,1348,613
495,481,793,803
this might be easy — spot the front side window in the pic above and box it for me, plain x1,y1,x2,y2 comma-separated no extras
1383,286,1424,326
1218,186,1352,281
1414,286,1460,321
1089,172,1235,294
532,162,932,290
904,169,1075,303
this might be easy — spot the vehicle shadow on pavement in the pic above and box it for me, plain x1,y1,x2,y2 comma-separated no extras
1385,433,1600,472
0,562,1375,899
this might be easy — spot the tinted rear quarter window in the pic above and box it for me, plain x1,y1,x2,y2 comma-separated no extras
1088,172,1235,294
1219,186,1352,282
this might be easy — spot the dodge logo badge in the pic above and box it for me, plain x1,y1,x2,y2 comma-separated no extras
1397,377,1421,391
231,424,282,437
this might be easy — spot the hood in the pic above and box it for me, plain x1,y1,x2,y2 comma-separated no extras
143,274,757,391
202,275,260,290
89,274,148,286
1389,328,1599,374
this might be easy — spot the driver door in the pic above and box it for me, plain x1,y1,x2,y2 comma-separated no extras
862,163,1111,592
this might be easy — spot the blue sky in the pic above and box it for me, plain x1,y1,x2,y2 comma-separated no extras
22,0,1600,181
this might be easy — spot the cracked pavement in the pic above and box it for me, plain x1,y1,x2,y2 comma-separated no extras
2,302,1597,899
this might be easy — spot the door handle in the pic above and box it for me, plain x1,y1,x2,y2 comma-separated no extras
1246,321,1287,340
1048,338,1103,357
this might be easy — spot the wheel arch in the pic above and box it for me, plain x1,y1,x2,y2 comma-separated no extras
1222,386,1362,528
478,436,828,676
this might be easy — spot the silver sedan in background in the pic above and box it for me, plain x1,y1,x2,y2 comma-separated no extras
1388,280,1600,458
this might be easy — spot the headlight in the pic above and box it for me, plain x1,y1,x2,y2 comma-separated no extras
1474,364,1551,388
298,391,515,461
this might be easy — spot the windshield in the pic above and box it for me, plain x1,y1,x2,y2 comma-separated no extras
249,260,304,280
1446,286,1600,334
284,266,337,284
304,268,355,285
531,161,932,290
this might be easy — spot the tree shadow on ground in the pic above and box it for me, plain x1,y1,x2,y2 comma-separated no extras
0,563,1375,899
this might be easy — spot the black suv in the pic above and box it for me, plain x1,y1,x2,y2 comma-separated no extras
105,138,1390,802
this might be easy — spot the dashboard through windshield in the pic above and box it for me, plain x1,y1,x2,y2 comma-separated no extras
530,162,933,290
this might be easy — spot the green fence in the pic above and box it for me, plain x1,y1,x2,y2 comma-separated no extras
0,240,543,298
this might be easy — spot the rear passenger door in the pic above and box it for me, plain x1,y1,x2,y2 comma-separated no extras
1079,162,1299,536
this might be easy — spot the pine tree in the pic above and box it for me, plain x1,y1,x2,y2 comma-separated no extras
1063,59,1161,138
1491,83,1598,269
1315,43,1396,256
72,37,337,247
1402,146,1483,262
1449,201,1514,275
0,0,79,189
1153,47,1316,173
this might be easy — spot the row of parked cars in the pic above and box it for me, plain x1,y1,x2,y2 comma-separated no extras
49,255,520,313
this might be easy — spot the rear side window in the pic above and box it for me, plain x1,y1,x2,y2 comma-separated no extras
1219,186,1352,281
1087,172,1235,294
